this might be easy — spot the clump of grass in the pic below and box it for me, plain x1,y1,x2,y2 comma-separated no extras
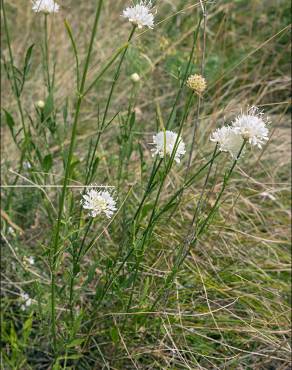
1,0,290,369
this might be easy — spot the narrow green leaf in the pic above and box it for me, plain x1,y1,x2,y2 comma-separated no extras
42,154,53,172
43,93,54,119
66,338,84,348
23,44,35,77
3,109,15,132
64,19,80,88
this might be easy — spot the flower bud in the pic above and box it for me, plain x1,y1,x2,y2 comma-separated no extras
36,100,45,109
131,73,140,83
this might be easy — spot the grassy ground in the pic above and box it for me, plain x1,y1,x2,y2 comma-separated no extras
1,0,291,369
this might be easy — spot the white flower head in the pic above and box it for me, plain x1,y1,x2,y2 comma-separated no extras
151,130,186,163
210,126,244,158
122,1,155,29
20,292,32,311
81,187,117,218
232,106,269,148
8,226,16,236
32,0,60,14
28,256,35,265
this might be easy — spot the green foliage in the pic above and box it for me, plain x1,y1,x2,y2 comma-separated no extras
1,0,290,369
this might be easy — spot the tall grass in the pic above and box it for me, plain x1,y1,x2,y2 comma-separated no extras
1,0,290,369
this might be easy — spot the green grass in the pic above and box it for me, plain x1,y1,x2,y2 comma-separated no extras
1,0,291,369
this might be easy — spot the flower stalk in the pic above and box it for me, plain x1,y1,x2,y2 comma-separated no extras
50,0,104,354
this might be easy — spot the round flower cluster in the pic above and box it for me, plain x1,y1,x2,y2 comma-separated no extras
151,130,186,164
81,188,117,219
232,106,269,148
210,107,269,158
32,0,59,13
122,1,155,29
187,74,207,94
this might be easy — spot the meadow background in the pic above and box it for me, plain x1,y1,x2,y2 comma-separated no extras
1,0,291,369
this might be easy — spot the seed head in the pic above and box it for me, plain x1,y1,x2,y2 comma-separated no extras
187,74,207,94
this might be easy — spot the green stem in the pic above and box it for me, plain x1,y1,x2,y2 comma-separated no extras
166,17,202,129
153,151,221,224
50,0,103,354
85,26,136,185
125,92,194,312
68,218,93,321
2,0,30,209
44,14,51,92
2,0,27,137
189,144,218,230
151,140,246,311
196,141,246,238
186,2,207,170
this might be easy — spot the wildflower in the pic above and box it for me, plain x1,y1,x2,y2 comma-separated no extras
23,161,32,170
36,100,45,108
187,74,207,94
81,187,117,218
232,106,269,148
32,0,60,14
210,126,244,158
28,256,35,265
151,130,186,163
122,1,154,29
8,226,15,236
131,73,140,82
20,292,32,311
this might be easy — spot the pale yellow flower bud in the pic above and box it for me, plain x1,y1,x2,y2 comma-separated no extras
36,100,45,109
131,73,140,83
186,74,207,94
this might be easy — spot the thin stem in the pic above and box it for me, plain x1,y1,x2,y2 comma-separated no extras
189,144,218,230
2,0,26,136
133,158,162,222
44,14,51,92
151,141,246,311
68,218,93,321
130,19,202,223
186,1,207,171
50,0,103,354
85,26,136,185
68,28,136,316
196,141,246,238
83,43,129,98
77,218,94,260
126,93,194,312
2,0,30,210
153,151,221,223
165,17,202,130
